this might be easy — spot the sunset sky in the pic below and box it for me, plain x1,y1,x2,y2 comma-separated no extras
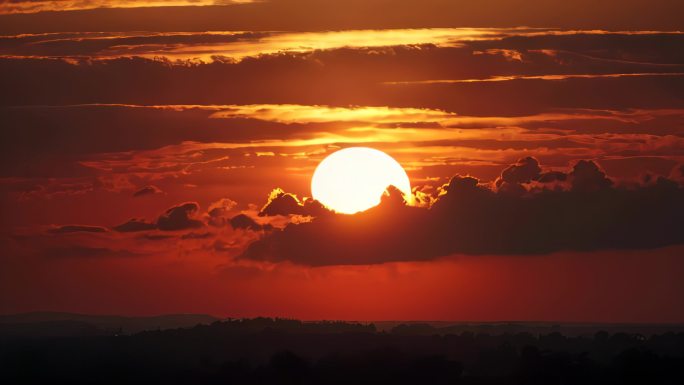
1,0,683,322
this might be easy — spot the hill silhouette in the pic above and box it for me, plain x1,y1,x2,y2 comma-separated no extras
0,312,218,337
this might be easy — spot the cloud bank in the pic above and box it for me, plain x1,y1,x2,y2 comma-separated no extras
241,159,684,265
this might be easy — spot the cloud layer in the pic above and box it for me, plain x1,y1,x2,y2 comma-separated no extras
1,1,683,31
241,159,684,265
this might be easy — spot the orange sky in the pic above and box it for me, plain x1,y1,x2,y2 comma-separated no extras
1,0,683,322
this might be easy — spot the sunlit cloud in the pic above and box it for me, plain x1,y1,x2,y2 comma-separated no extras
3,103,683,212
0,28,494,61
176,28,498,60
2,27,683,66
4,27,647,62
208,104,456,123
384,72,684,85
206,103,681,129
0,0,257,15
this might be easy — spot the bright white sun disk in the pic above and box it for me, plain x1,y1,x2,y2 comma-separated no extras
311,147,412,214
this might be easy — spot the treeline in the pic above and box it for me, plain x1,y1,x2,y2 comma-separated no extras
2,318,683,384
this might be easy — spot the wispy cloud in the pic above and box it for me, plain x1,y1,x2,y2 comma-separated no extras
5,28,681,62
0,0,257,15
384,72,684,85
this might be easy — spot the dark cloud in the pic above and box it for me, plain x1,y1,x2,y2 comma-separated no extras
113,218,156,232
113,202,203,232
259,189,305,216
259,188,331,217
569,160,613,192
156,202,203,231
180,231,214,240
500,157,541,184
48,224,108,234
538,171,568,183
495,156,543,195
230,214,270,231
133,185,162,197
42,246,138,258
206,198,238,227
240,159,684,266
142,233,175,241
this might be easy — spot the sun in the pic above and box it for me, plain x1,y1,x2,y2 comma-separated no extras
311,147,412,214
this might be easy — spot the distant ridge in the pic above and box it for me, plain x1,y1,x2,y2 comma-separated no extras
375,320,684,337
0,312,219,337
3,313,684,339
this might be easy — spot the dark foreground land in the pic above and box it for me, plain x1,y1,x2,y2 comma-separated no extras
2,316,684,385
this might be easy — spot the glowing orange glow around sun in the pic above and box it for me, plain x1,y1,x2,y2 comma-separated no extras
311,147,412,214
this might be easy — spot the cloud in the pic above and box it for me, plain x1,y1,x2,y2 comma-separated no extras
230,213,270,231
259,188,304,216
259,188,331,217
208,198,238,213
495,156,542,194
41,245,139,258
156,202,203,231
113,202,203,232
2,104,682,208
538,171,567,183
499,156,541,184
210,104,455,124
48,224,108,234
1,103,682,202
2,2,684,35
112,218,157,232
239,158,684,265
207,198,238,227
112,197,268,234
16,25,679,63
569,160,613,192
133,185,162,197
0,30,265,57
3,30,684,113
180,231,214,240
0,1,249,15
